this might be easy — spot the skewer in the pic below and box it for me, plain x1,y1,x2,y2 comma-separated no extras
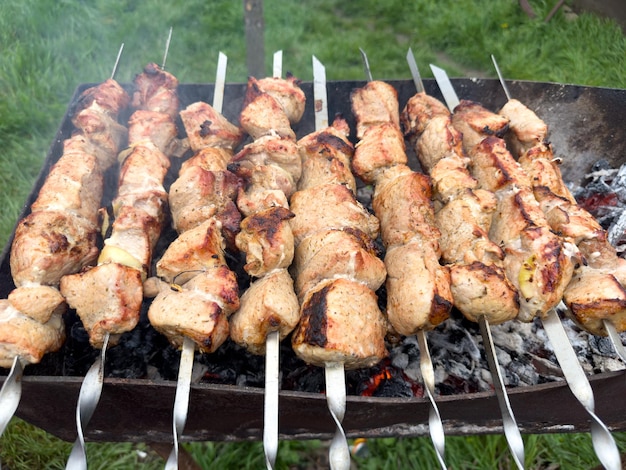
63,41,128,470
311,54,351,470
490,54,626,366
431,62,621,470
164,51,229,470
407,50,524,469
344,47,446,469
262,49,284,470
0,42,127,447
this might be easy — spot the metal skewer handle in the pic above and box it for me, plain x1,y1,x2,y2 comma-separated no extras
325,361,350,470
0,356,24,437
416,330,447,469
478,317,525,470
66,333,110,470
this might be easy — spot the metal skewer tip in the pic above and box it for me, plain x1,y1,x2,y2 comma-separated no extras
162,27,174,70
406,48,425,94
111,43,125,80
359,48,373,82
491,55,512,101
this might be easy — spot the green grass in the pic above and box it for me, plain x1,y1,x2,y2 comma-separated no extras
0,0,625,468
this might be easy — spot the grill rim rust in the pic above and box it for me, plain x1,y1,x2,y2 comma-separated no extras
1,79,625,442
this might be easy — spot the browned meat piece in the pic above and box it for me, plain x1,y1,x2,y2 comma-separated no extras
127,110,180,155
489,185,576,321
180,101,244,151
415,115,465,173
352,122,407,184
253,75,306,124
291,278,387,369
400,91,450,144
0,301,65,368
60,262,143,348
72,78,130,119
452,100,510,152
8,286,66,324
235,207,295,277
29,149,103,225
131,62,180,118
169,166,242,235
563,265,626,336
240,91,295,141
435,188,502,265
72,106,128,170
427,156,478,208
148,266,238,353
372,165,439,248
289,183,380,245
229,159,298,201
156,219,227,285
229,269,300,355
385,239,453,334
519,146,575,203
292,228,386,299
467,137,531,191
498,98,548,157
232,134,302,183
297,117,356,191
449,262,519,324
351,80,400,139
11,211,99,287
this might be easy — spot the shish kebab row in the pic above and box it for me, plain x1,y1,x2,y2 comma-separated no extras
0,60,624,391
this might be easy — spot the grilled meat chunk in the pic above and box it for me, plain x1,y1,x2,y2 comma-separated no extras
289,183,380,245
229,269,300,355
252,75,306,124
155,218,227,285
148,266,238,353
498,98,548,156
0,302,65,368
235,207,296,277
452,100,510,152
291,278,387,369
11,211,99,287
351,80,400,139
60,262,143,348
292,228,386,299
297,117,356,191
131,62,180,118
180,101,244,151
352,122,407,184
400,91,451,144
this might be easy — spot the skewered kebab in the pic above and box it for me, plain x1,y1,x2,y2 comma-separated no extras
143,51,243,469
430,64,621,470
401,51,524,468
226,51,303,469
0,45,129,438
61,46,184,468
351,49,451,469
289,56,388,470
491,57,626,352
